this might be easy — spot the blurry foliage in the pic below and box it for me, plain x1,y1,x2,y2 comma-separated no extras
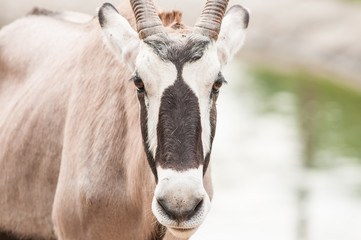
248,66,361,168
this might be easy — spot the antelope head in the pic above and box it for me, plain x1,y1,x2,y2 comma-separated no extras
98,0,249,238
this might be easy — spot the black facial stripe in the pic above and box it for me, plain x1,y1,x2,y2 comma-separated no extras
204,94,217,174
156,78,203,171
139,34,218,175
216,72,227,84
137,91,158,182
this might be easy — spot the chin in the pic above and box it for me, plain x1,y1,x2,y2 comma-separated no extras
167,227,198,239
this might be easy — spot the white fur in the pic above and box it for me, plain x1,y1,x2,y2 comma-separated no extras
217,5,249,65
182,43,221,156
99,4,140,70
135,41,221,159
135,43,178,157
88,3,249,240
100,4,249,159
152,166,211,238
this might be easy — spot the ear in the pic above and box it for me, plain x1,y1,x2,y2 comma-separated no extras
98,3,140,71
217,5,250,66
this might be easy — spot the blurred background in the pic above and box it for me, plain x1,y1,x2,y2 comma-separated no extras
1,0,361,239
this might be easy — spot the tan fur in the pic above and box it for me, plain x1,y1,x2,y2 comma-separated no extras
0,1,212,240
159,11,183,28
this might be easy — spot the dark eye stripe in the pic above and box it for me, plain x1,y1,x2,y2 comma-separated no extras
211,72,227,94
216,72,227,84
129,71,139,82
130,72,145,92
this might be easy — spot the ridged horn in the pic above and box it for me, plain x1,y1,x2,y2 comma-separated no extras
194,0,229,41
130,0,165,39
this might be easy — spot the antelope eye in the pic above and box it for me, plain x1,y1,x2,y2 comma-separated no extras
212,80,223,93
134,78,144,91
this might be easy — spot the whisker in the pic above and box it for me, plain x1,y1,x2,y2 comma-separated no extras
170,127,178,135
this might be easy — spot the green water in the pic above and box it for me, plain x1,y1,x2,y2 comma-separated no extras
247,66,361,168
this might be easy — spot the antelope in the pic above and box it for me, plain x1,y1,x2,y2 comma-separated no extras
0,0,249,239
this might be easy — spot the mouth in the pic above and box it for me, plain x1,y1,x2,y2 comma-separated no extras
167,227,198,238
169,227,196,232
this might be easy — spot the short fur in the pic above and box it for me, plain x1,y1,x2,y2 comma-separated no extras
141,35,214,172
158,11,185,30
156,78,203,171
0,1,213,240
144,35,210,64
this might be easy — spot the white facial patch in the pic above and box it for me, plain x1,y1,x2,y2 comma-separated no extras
135,42,177,157
152,166,211,230
182,43,221,156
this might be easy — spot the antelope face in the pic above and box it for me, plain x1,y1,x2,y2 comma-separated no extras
99,1,249,238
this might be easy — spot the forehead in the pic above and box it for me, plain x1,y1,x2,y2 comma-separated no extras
143,34,211,67
135,34,221,86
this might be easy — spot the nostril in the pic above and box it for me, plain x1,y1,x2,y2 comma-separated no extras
156,197,204,221
157,198,167,211
157,198,177,220
193,199,203,213
187,199,203,220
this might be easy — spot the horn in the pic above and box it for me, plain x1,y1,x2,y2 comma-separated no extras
130,0,165,39
194,0,229,41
